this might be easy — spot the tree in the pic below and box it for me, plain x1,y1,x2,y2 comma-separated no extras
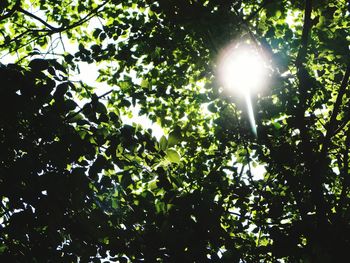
0,0,349,262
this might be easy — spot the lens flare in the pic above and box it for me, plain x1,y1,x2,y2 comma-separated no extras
217,42,269,136
218,43,267,95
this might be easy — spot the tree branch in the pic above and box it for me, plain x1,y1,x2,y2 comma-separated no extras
0,0,110,53
0,201,11,221
295,0,312,68
293,0,330,227
55,0,109,33
322,64,350,154
0,0,20,22
295,0,313,107
64,89,114,122
294,0,313,171
243,0,270,23
336,132,350,219
333,117,350,137
17,7,60,31
232,4,274,65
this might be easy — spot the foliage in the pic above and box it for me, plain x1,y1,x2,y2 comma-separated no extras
0,0,350,262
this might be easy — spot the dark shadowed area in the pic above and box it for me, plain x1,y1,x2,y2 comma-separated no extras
0,0,350,262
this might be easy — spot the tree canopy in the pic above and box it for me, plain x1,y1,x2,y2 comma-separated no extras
0,0,350,262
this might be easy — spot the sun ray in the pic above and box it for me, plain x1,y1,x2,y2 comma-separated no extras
217,42,268,136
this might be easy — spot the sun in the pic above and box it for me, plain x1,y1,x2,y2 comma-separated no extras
218,42,268,96
217,42,269,137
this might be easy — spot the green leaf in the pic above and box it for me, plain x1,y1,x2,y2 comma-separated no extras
141,79,149,88
29,59,49,71
159,135,168,151
166,148,181,164
64,99,78,111
273,122,282,130
168,131,181,147
207,102,217,113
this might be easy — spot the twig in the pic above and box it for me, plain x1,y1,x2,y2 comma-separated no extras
59,33,66,53
0,0,110,54
0,202,11,221
232,4,273,64
18,7,59,31
333,117,350,137
322,64,350,154
337,132,350,217
206,28,219,54
242,0,270,24
0,31,51,60
64,89,114,122
54,0,110,33
0,0,20,21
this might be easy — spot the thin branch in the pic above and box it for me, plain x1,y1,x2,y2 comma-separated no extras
0,0,20,21
229,210,278,227
0,202,11,221
232,4,273,64
18,0,110,33
64,89,114,122
1,29,33,48
44,35,60,58
322,64,350,154
18,7,59,31
0,29,6,39
336,132,350,218
294,0,313,150
315,114,326,129
229,211,255,223
55,0,110,33
15,51,65,64
0,31,51,60
59,33,66,53
206,28,219,54
243,142,253,184
0,28,51,50
0,0,110,53
333,117,350,137
243,0,270,23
